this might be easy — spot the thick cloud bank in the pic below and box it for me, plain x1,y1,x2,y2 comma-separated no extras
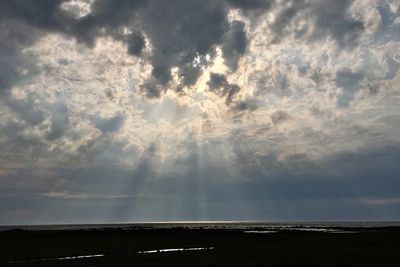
0,0,400,223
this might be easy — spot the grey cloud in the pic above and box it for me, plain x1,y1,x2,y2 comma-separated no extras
0,0,76,91
0,120,34,158
82,0,253,95
271,110,291,125
82,0,232,92
269,0,364,49
177,64,202,89
208,72,228,90
385,56,400,80
207,73,241,105
0,0,68,30
231,140,400,204
224,84,241,105
0,0,257,98
6,92,46,126
0,0,369,98
234,99,259,112
335,68,364,107
93,114,125,134
310,0,364,48
140,79,165,99
127,31,145,56
222,20,248,71
46,103,69,140
297,64,310,76
226,0,272,11
269,0,306,42
2,141,400,223
377,3,400,42
3,91,70,142
104,88,115,100
0,19,40,91
335,68,363,88
135,0,230,90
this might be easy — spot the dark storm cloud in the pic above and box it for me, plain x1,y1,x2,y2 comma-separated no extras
207,73,241,105
68,0,255,96
208,73,228,90
227,0,272,10
0,0,369,99
127,31,145,56
138,1,228,85
0,0,68,30
310,0,364,48
269,0,364,48
221,20,248,71
0,0,262,99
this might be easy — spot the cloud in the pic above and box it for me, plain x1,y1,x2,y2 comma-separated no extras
127,31,145,56
1,140,400,223
226,0,272,11
92,114,124,134
0,0,376,98
207,72,241,105
45,102,70,140
335,67,364,107
0,18,40,91
267,0,365,48
222,20,248,71
67,0,256,97
310,0,365,48
271,110,291,125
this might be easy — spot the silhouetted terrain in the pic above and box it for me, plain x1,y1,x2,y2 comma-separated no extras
1,224,400,266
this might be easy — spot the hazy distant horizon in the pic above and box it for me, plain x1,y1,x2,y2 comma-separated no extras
2,220,400,230
2,220,400,229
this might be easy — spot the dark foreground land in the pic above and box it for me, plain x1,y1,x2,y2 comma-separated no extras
1,224,400,266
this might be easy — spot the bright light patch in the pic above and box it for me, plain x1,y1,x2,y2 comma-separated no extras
61,0,94,19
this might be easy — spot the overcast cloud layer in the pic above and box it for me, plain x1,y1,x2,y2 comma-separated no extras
1,0,400,224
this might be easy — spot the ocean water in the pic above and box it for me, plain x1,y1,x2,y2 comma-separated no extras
1,221,399,232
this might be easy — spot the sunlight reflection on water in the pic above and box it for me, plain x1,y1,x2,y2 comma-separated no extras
138,247,214,254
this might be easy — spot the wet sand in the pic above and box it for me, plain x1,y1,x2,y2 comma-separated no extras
1,224,400,266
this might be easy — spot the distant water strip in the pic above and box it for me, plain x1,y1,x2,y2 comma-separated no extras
138,247,214,254
244,230,277,234
7,254,104,264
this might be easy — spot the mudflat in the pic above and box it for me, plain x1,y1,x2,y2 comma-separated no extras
1,225,400,266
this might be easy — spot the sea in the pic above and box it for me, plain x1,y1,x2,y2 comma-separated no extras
1,221,399,232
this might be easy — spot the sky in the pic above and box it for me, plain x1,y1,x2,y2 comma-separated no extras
0,0,400,224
